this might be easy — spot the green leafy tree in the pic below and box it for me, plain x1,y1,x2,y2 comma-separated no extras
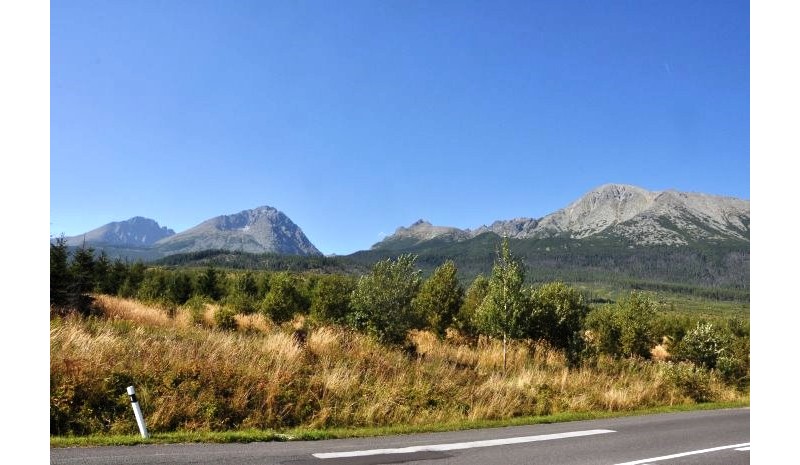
474,239,527,370
617,292,657,358
454,274,489,343
349,254,422,345
309,274,356,325
260,272,306,324
412,260,464,338
526,282,588,362
583,305,619,356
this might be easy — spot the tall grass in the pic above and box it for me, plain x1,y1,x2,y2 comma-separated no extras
51,296,747,436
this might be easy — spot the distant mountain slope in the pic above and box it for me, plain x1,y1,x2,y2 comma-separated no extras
372,184,749,249
153,206,322,256
533,184,749,244
58,217,175,247
361,184,749,294
373,220,471,251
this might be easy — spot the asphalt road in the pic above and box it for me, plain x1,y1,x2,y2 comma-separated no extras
51,408,749,465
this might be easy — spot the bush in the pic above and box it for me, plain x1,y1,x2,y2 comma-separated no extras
214,306,238,331
673,322,727,369
584,292,657,359
184,296,209,327
412,260,463,338
349,254,422,345
309,274,356,325
260,272,307,324
664,361,714,402
223,293,258,315
453,275,488,343
526,282,588,362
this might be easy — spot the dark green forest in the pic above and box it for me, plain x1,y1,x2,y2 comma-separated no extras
144,232,748,302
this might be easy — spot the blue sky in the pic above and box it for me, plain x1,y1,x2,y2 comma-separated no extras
51,0,749,255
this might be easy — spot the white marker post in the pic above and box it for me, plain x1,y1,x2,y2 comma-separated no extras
127,386,149,438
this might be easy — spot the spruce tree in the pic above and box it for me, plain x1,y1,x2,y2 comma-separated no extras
50,236,71,310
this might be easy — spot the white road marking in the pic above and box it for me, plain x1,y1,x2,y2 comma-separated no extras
736,446,750,451
613,442,751,465
312,429,615,459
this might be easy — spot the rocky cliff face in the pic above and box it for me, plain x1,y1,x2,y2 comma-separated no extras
153,206,322,256
536,184,749,245
373,184,750,248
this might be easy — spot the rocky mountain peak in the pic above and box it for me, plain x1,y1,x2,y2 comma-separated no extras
58,216,175,248
373,184,749,249
155,206,321,256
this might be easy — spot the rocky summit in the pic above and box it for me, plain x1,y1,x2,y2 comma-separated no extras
373,184,749,248
58,216,175,248
153,206,322,256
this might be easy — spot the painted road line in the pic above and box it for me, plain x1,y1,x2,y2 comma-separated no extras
613,442,750,465
736,446,750,451
313,429,615,459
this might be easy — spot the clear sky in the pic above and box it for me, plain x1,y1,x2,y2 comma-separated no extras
51,0,749,255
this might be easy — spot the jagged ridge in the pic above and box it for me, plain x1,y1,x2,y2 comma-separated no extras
372,184,749,249
154,206,322,256
58,216,175,247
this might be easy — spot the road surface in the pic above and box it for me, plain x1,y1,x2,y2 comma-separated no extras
51,407,749,465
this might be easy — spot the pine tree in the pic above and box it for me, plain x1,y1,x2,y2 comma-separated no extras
196,266,224,301
69,243,97,314
50,235,71,310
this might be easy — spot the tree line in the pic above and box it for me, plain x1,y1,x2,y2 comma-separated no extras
50,236,748,386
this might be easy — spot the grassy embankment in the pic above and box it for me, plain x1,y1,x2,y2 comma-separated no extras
51,295,748,447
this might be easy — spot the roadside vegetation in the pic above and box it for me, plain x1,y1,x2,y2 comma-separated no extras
50,237,749,440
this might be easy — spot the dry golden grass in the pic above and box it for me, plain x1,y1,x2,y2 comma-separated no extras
50,296,748,436
95,294,173,327
651,344,671,361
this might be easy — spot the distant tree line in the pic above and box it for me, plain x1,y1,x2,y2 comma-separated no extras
147,236,749,300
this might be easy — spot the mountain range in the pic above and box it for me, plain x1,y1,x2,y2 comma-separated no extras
53,184,749,290
56,206,321,259
372,184,749,250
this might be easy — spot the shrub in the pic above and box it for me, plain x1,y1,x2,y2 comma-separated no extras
261,272,307,324
184,296,209,327
584,292,657,359
453,275,488,343
214,306,238,331
349,254,422,345
526,282,588,362
412,260,463,338
673,322,728,369
309,274,356,325
664,361,714,402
